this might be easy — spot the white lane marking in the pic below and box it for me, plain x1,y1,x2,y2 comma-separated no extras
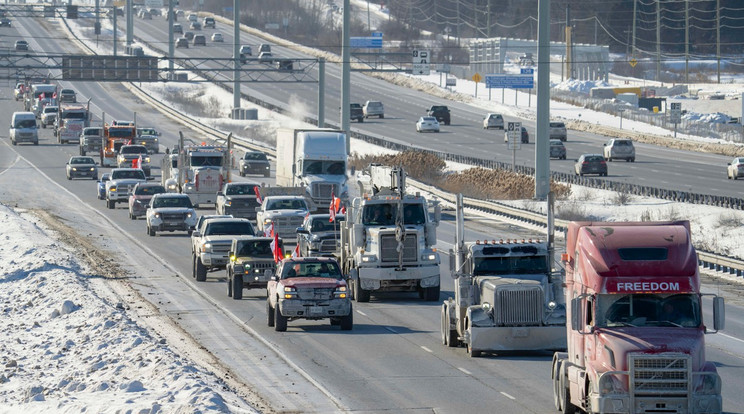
500,392,516,400
0,149,20,177
720,332,744,344
385,326,398,334
356,309,367,316
421,346,433,353
458,367,472,375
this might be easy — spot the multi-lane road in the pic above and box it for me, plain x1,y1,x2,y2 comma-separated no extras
1,10,744,413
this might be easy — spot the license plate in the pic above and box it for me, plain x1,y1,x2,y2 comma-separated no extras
309,306,323,315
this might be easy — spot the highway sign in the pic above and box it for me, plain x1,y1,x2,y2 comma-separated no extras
520,68,534,75
507,122,522,150
670,102,682,124
629,58,638,67
351,36,383,49
412,49,430,75
446,77,457,87
472,73,482,83
485,74,534,89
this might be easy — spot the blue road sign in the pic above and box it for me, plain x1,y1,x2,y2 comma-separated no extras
350,36,383,49
485,74,534,89
520,68,534,75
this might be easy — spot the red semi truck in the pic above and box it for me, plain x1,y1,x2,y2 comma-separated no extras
552,221,725,414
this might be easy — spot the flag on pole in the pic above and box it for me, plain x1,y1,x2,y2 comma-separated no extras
52,91,57,100
329,191,342,222
264,221,273,238
39,92,45,100
254,186,262,205
291,243,300,258
340,205,346,214
270,227,282,263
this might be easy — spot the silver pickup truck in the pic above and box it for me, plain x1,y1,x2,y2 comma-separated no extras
79,127,102,156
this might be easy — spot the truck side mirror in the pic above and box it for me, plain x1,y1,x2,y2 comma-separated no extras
296,228,308,234
713,296,725,331
434,204,442,224
570,298,581,332
192,231,201,238
255,207,261,212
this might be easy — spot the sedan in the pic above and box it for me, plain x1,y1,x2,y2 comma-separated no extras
549,139,567,160
14,40,29,51
175,37,189,48
574,154,607,177
416,116,440,133
727,157,744,180
66,156,98,180
211,33,224,42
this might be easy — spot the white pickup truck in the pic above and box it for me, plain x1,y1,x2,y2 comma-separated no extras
191,217,257,282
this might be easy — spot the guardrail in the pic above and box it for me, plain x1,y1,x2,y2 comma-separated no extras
60,18,744,279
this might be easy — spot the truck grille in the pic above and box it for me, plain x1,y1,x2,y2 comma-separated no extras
274,216,305,237
231,198,259,209
320,239,339,252
380,234,417,262
161,212,186,222
494,286,543,326
631,354,690,396
211,242,231,255
297,288,333,300
311,182,337,199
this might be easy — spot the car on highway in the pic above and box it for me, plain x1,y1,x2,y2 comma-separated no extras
14,40,28,51
503,126,529,143
40,105,58,128
727,157,744,180
59,88,76,103
0,17,11,27
128,183,166,220
603,138,636,162
238,150,271,177
135,135,159,154
483,113,504,130
549,139,567,159
416,116,440,133
184,31,194,41
172,23,183,34
192,34,206,46
13,82,24,101
65,156,98,180
216,182,261,219
239,45,252,63
187,13,197,22
427,105,450,125
363,100,384,119
203,16,215,28
574,154,608,176
258,51,273,63
79,126,102,156
96,173,111,199
175,37,189,48
189,21,202,30
105,168,148,209
226,236,277,300
550,121,567,141
146,193,197,236
258,43,272,54
137,127,160,137
9,111,38,146
211,33,223,42
267,257,352,332
350,103,364,123
296,213,345,257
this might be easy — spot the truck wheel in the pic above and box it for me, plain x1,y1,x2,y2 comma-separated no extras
81,148,86,155
129,212,135,220
353,279,370,302
239,170,244,177
423,285,440,302
466,318,481,357
274,304,287,332
232,274,243,300
41,123,45,129
441,303,458,347
227,273,233,297
339,307,353,331
558,361,579,413
106,199,115,209
266,299,275,327
195,257,207,282
330,318,340,326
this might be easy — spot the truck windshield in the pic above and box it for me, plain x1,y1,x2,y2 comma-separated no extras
14,119,36,128
302,160,345,175
237,241,273,258
473,256,548,276
153,197,192,208
266,199,308,210
205,222,255,236
190,155,223,167
362,203,426,226
62,111,86,119
121,146,147,154
281,262,342,279
244,152,267,161
596,293,701,328
108,128,134,138
225,184,256,196
112,170,146,180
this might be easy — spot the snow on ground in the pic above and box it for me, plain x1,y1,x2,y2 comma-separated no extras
0,205,257,413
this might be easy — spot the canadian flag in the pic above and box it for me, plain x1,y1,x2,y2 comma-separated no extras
264,221,273,238
254,186,262,205
329,191,341,222
39,92,45,100
270,226,283,263
291,243,300,258
52,91,57,100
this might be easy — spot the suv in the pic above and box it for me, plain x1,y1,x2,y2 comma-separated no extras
239,45,252,63
350,103,363,123
363,100,384,119
172,23,183,34
266,257,352,332
59,89,76,103
192,34,206,46
603,138,635,162
146,193,197,237
482,113,503,129
549,121,567,141
175,37,189,48
239,150,271,177
427,105,451,125
191,218,256,281
216,182,261,219
105,168,148,209
116,145,151,176
296,213,345,257
203,16,215,28
40,105,58,128
227,236,278,300
79,127,102,156
128,183,166,219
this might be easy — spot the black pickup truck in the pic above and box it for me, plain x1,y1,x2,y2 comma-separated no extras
350,103,364,122
427,105,450,125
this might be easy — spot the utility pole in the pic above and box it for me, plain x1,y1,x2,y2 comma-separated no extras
565,5,572,79
535,0,550,200
168,0,174,73
341,0,351,154
717,0,721,83
656,0,661,81
457,0,461,46
632,0,637,57
685,0,689,83
233,0,240,109
126,0,132,46
487,0,491,38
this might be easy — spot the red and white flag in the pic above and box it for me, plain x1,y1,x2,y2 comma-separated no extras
291,243,300,258
329,192,341,222
270,227,282,263
340,205,346,214
254,186,262,205
52,91,57,100
264,221,273,238
39,92,45,100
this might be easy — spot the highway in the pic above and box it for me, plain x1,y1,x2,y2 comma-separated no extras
1,10,743,413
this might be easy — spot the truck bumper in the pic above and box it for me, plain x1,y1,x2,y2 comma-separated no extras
185,192,217,206
469,325,566,352
222,206,257,220
589,394,721,414
358,266,440,291
278,299,351,319
200,253,228,268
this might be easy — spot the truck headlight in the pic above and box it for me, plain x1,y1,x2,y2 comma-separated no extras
421,253,438,261
361,255,377,263
89,167,95,171
109,188,117,192
167,184,177,190
71,167,78,171
696,374,721,395
598,374,624,395
224,201,232,207
186,212,193,218
309,241,320,249
144,157,151,163
333,285,348,298
283,286,297,299
154,212,161,218
263,218,273,225
201,243,212,253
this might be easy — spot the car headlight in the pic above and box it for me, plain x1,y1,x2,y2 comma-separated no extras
71,167,78,171
283,286,297,299
224,201,232,207
109,188,117,192
186,212,193,218
144,157,150,163
263,218,273,224
696,374,721,395
154,212,160,218
421,253,438,261
333,285,348,299
361,255,377,263
89,167,95,171
201,243,212,252
167,184,177,190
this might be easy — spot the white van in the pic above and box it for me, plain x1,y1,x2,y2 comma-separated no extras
10,111,39,145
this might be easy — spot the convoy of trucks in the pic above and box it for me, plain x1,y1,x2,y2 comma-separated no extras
100,122,137,167
339,165,441,302
54,102,90,144
441,193,566,357
275,128,348,209
552,220,725,414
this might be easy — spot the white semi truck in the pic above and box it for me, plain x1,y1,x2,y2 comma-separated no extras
440,194,566,357
276,128,348,210
54,102,90,144
339,165,441,302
